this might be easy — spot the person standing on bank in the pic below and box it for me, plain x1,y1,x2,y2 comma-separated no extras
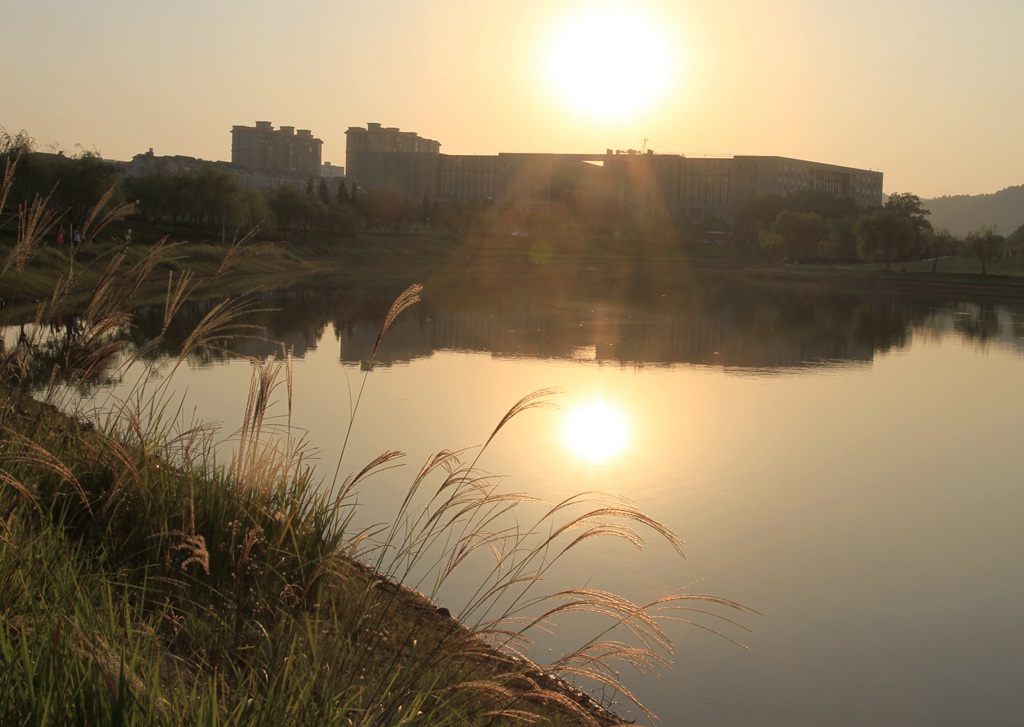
56,227,65,245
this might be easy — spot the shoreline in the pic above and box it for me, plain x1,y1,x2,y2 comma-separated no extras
4,232,1024,318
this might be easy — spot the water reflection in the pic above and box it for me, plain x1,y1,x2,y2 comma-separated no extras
81,277,1024,377
561,399,630,463
11,276,1018,422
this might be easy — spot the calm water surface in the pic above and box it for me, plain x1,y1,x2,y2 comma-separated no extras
32,279,1024,725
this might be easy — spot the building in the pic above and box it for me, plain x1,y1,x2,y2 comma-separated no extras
231,121,323,177
733,156,882,211
344,122,883,225
321,161,345,179
345,123,440,189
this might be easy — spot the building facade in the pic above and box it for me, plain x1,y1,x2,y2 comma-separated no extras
344,123,883,225
732,156,883,211
345,123,440,189
231,121,323,177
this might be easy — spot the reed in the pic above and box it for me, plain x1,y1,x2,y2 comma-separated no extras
0,175,750,725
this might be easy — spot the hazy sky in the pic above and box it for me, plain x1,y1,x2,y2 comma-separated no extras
4,0,1022,198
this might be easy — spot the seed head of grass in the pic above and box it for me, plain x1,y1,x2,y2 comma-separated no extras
370,283,423,363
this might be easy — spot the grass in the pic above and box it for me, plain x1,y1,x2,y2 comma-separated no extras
0,159,752,724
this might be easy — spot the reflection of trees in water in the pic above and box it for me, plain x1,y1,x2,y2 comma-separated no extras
6,321,127,398
916,302,1024,353
337,279,922,369
850,302,912,353
951,302,1001,347
128,288,381,362
57,274,1024,375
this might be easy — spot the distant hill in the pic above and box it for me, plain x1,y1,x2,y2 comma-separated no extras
923,185,1024,237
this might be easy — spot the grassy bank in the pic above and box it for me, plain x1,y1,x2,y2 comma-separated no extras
0,382,644,726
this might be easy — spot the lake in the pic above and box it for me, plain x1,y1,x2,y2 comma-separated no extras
28,271,1024,726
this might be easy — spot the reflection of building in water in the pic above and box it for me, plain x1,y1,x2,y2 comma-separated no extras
125,291,1024,373
345,122,883,225
338,304,877,371
130,292,326,362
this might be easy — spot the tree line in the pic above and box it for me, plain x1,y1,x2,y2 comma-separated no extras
0,129,450,240
738,188,1023,274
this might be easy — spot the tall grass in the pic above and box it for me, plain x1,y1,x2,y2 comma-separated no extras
0,172,750,725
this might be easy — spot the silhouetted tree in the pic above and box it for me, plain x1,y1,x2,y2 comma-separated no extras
786,189,860,219
1006,222,1024,254
361,190,409,229
855,209,913,268
770,210,826,262
735,194,786,243
335,180,351,206
921,229,959,272
963,228,1004,275
823,217,859,262
884,192,932,256
182,166,249,228
758,230,785,263
267,185,319,232
56,151,123,224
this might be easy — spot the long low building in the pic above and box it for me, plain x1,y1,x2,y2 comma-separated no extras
345,123,883,225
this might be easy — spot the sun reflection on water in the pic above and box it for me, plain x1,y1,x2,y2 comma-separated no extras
561,399,630,463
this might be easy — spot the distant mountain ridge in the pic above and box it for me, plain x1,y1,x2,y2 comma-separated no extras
922,184,1024,237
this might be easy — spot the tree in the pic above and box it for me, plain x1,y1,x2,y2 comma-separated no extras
182,166,246,228
56,151,123,225
1006,222,1024,255
884,192,932,256
770,210,826,262
786,189,859,219
824,217,859,262
757,230,785,263
921,229,959,272
335,180,351,206
963,227,1004,275
317,179,331,207
735,194,786,244
361,190,409,229
266,185,319,232
855,209,913,269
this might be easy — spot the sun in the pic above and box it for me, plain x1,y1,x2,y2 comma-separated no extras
562,400,630,464
543,6,678,120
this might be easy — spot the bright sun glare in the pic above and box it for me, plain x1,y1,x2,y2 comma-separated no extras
544,6,677,120
562,400,630,464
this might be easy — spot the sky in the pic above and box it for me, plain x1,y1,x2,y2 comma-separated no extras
3,0,1022,199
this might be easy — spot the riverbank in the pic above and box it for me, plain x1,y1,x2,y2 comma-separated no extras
0,381,628,726
4,229,1024,318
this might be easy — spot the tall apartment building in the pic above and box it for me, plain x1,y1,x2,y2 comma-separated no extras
231,121,323,177
344,123,883,225
345,123,440,189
